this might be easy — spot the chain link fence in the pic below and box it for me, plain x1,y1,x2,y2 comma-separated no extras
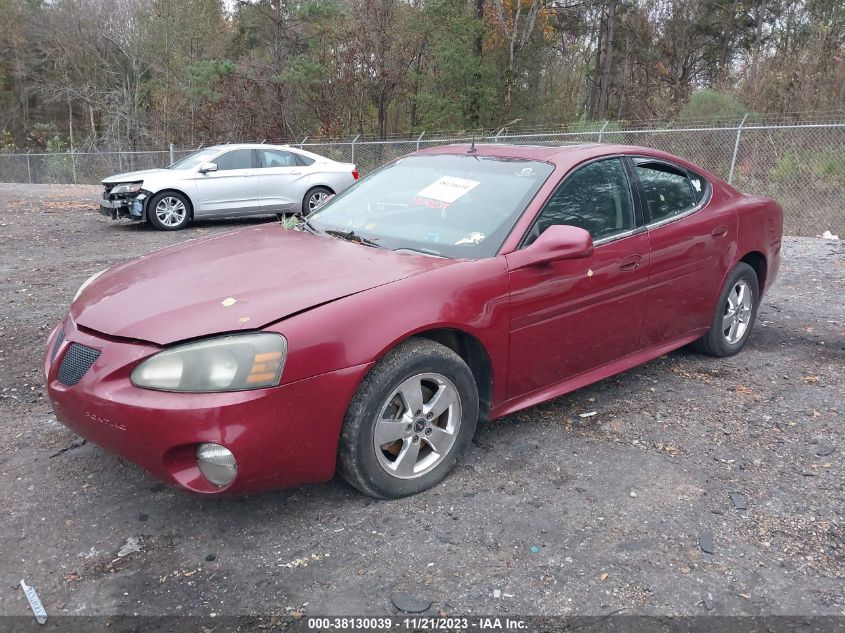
0,122,842,236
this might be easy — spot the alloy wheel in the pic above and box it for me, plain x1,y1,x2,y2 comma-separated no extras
373,372,462,479
308,191,330,212
722,279,753,344
155,196,187,227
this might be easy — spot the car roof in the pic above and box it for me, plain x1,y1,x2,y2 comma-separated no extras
414,142,695,171
207,143,298,151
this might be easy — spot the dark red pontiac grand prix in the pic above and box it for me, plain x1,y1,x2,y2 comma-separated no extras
45,143,782,498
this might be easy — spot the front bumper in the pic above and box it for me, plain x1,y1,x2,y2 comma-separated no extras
44,318,370,494
99,192,147,220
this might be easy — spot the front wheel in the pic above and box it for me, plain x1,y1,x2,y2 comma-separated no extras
337,338,479,498
148,192,191,230
692,262,759,357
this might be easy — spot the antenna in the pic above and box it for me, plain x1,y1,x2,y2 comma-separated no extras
468,132,477,154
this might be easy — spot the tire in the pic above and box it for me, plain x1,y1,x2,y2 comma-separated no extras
147,191,191,230
302,186,333,216
692,262,759,357
337,338,479,499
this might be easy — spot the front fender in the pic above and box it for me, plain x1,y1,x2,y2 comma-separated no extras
267,257,512,407
138,181,199,222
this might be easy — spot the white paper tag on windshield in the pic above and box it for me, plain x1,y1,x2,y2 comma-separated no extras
417,176,480,204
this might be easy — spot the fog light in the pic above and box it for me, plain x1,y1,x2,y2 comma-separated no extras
196,443,237,487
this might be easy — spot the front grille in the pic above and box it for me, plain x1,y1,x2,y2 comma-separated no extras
57,343,101,386
51,328,65,362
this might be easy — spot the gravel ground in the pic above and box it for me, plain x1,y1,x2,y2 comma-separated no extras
0,184,843,622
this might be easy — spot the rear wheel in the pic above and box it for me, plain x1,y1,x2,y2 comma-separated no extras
692,262,759,357
337,338,478,498
148,192,191,230
302,186,333,216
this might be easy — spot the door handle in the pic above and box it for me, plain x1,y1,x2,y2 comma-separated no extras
289,171,301,175
619,255,641,271
711,225,728,237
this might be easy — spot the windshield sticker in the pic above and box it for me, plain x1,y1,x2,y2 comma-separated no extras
417,176,480,204
516,167,535,177
455,232,485,245
411,196,450,210
691,178,702,192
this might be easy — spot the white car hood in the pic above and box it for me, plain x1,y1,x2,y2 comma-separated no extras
102,169,171,185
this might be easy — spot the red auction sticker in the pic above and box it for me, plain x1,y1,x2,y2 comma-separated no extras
410,197,450,210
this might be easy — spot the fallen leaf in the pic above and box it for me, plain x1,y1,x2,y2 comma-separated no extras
600,572,608,581
221,297,237,307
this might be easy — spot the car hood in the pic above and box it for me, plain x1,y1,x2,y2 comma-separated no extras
71,225,456,345
102,169,170,184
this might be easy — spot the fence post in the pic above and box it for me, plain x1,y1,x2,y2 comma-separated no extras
728,113,748,185
26,151,32,184
169,143,175,165
70,149,77,184
597,120,610,143
351,134,360,164
416,131,425,151
299,136,308,149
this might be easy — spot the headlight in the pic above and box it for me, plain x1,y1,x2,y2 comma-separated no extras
131,333,287,392
74,269,107,301
109,182,143,194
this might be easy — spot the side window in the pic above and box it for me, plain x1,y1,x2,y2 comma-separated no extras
635,161,697,222
294,153,315,166
259,149,297,168
214,149,254,171
528,158,634,244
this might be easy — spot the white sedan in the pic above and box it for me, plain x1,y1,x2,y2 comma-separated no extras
99,143,359,230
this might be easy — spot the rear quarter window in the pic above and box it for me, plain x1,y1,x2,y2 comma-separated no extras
687,170,709,204
635,160,699,223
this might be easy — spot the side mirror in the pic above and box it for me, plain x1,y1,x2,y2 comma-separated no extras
199,162,218,174
507,225,594,271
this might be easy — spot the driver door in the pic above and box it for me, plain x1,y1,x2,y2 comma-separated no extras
506,157,651,398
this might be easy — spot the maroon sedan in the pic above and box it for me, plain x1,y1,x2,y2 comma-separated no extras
45,143,782,498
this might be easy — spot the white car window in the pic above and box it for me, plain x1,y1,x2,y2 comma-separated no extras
215,149,254,171
259,150,297,168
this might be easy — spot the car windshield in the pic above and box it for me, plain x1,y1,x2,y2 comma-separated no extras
306,154,554,259
168,148,220,170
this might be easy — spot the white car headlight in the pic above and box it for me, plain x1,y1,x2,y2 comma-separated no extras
110,182,143,194
74,269,108,301
131,333,287,392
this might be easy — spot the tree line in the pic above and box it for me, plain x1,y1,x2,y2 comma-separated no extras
0,0,842,151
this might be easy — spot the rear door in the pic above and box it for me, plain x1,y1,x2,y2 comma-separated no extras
506,157,651,398
631,158,737,347
193,149,260,215
257,148,306,213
